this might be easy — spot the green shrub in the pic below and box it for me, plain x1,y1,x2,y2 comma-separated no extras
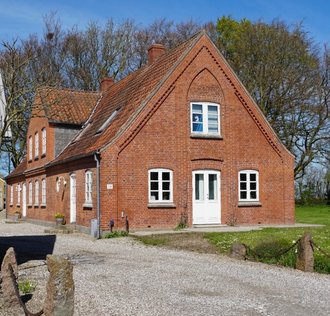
314,255,330,274
103,231,128,238
252,238,292,258
18,279,37,294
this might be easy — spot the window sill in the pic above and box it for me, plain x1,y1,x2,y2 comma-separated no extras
28,159,32,163
28,204,32,208
238,201,262,207
34,157,39,161
41,153,46,158
16,204,20,207
83,203,93,209
34,204,39,208
148,203,176,209
9,204,13,207
40,203,46,208
190,134,223,139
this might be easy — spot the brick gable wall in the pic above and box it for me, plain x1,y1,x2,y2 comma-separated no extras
98,39,294,230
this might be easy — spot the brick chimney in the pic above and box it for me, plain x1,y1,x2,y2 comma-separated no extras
100,77,114,92
148,44,166,65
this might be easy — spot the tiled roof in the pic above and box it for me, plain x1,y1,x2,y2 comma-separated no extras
36,87,101,125
49,31,204,165
5,159,27,179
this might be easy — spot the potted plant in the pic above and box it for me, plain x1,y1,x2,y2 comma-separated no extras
54,212,65,226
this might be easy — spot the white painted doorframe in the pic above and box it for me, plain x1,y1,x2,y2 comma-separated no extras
192,170,221,225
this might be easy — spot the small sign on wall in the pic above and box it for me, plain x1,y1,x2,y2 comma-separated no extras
107,183,113,190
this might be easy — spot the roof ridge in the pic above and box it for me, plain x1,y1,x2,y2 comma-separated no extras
38,85,101,95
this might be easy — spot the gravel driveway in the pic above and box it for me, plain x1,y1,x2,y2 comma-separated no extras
1,220,330,316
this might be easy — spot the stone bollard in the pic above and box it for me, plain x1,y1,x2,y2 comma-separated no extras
296,232,314,272
230,242,247,260
43,255,75,316
0,247,20,308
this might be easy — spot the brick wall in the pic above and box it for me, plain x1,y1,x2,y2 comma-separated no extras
98,37,295,230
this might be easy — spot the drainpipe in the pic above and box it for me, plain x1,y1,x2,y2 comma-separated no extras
94,151,101,239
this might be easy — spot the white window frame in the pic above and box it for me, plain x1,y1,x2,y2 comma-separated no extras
28,181,33,205
17,183,21,205
41,178,46,205
85,170,93,205
41,128,46,155
148,169,173,203
35,132,39,158
238,170,259,202
28,136,33,161
10,185,13,205
34,180,39,205
190,102,220,135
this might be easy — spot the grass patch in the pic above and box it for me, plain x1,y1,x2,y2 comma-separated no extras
103,231,128,238
135,205,330,274
205,204,330,274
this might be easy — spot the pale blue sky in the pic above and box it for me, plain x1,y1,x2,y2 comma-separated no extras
0,0,329,45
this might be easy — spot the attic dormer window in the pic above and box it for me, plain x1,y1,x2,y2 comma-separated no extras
96,109,119,134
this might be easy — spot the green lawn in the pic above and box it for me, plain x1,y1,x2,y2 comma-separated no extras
205,204,330,273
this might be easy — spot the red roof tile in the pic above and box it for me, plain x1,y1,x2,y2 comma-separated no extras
36,87,101,125
6,159,27,179
49,32,204,165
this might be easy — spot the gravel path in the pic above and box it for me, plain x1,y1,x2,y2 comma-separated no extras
1,220,330,316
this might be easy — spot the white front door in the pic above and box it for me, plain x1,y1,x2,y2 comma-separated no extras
22,183,27,217
192,170,221,225
70,174,76,223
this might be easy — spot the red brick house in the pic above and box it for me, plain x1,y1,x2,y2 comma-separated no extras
6,31,295,234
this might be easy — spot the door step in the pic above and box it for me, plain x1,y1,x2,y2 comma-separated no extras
193,224,226,228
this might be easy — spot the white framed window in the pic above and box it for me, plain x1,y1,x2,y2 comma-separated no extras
17,183,21,205
28,136,33,161
10,185,13,205
28,181,33,205
42,128,46,155
85,171,92,205
239,170,259,202
41,178,46,205
191,102,220,135
35,180,39,205
35,132,39,158
148,169,173,203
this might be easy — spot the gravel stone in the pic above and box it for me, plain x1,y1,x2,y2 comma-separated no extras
1,220,330,316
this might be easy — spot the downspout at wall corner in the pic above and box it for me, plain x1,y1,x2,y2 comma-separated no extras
94,151,101,239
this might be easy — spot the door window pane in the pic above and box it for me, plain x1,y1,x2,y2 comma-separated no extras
208,174,217,200
195,174,204,200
